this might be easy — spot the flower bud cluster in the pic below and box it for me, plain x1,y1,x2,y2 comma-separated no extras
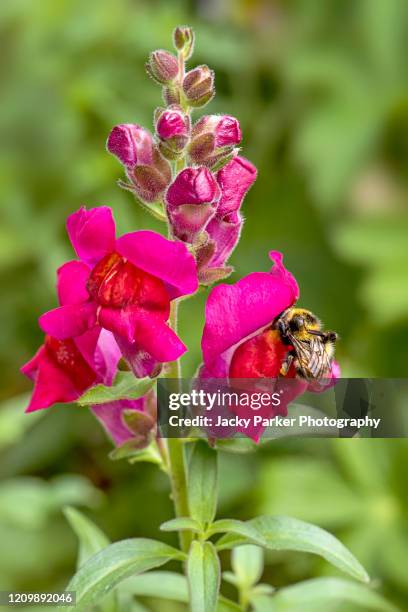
106,25,257,282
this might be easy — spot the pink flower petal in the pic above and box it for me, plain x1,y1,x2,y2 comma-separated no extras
92,329,122,386
116,230,198,299
115,335,161,377
91,399,145,446
133,314,187,362
97,307,138,343
67,206,116,265
202,252,298,368
216,156,257,216
74,328,102,373
57,260,91,306
24,351,79,412
39,302,97,339
21,346,46,381
205,213,242,268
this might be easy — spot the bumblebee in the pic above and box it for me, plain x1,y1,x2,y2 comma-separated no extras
273,307,338,380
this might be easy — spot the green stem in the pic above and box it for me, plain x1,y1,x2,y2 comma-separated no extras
163,49,193,554
165,299,192,553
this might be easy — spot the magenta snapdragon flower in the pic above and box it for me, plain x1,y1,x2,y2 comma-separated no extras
200,251,339,441
21,264,150,446
39,206,198,376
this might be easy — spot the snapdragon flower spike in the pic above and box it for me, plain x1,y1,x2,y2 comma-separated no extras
39,206,198,376
107,124,171,203
198,157,257,282
166,167,220,243
200,252,339,441
189,115,242,167
21,268,150,446
155,105,190,160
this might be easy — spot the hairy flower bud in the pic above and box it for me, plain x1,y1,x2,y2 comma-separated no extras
130,148,172,203
173,25,195,59
146,50,179,84
107,124,171,203
189,114,241,166
107,124,154,168
156,106,190,160
166,167,220,243
183,65,215,108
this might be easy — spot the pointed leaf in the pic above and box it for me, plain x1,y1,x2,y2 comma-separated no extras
121,571,188,602
217,596,242,611
77,372,155,406
63,507,115,612
109,440,162,465
208,519,267,547
65,538,185,610
216,515,369,583
63,507,110,568
187,540,220,612
232,544,264,588
160,517,202,533
251,578,398,612
188,441,218,527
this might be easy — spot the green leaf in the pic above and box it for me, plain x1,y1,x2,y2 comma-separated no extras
188,441,218,527
252,578,398,612
63,507,115,612
77,372,155,406
217,596,242,611
63,507,110,568
160,517,202,533
121,570,188,602
214,438,258,454
109,440,162,465
216,515,369,583
65,538,185,610
207,519,267,547
232,544,264,588
187,540,220,612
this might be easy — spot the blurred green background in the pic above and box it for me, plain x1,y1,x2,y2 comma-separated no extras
0,0,407,609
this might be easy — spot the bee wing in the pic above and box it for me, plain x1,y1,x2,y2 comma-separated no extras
289,334,331,380
309,336,332,378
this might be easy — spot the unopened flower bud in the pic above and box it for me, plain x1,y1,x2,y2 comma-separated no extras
173,26,195,59
107,124,154,168
107,124,171,202
146,50,179,85
130,147,172,203
156,106,190,160
156,106,189,140
189,114,241,166
197,156,257,276
166,167,220,243
183,65,215,108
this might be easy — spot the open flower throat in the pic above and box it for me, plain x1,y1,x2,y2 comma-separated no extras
229,329,289,379
87,252,170,317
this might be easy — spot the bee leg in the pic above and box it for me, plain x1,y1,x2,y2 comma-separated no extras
280,353,294,376
324,331,338,343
